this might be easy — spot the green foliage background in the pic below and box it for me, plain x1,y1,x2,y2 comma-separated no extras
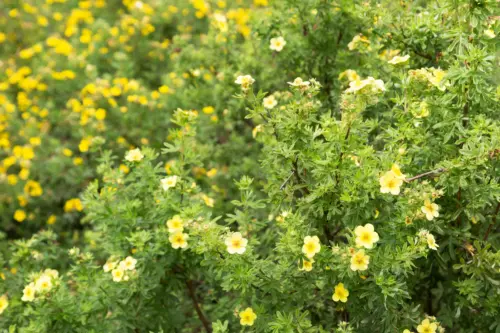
0,0,499,332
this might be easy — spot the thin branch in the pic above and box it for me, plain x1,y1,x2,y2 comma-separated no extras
185,280,212,333
280,170,295,190
484,202,500,241
404,168,447,182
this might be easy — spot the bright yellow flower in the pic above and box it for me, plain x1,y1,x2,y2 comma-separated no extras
421,199,439,221
167,215,184,233
14,210,26,222
225,232,248,254
354,223,379,249
169,231,189,249
350,249,369,271
64,198,83,212
302,236,321,259
47,215,57,225
332,282,349,303
0,294,8,314
239,307,257,326
417,319,437,333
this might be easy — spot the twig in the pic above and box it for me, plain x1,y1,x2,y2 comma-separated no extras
280,170,295,190
404,168,447,182
484,202,500,241
185,280,212,333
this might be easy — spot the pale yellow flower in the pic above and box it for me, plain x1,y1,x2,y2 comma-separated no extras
379,171,403,195
22,282,36,302
354,223,380,249
35,274,53,293
167,215,184,233
225,232,248,254
302,236,321,259
417,319,437,333
426,234,439,250
270,36,286,52
350,249,370,271
263,95,277,109
125,148,144,162
299,258,314,272
388,54,410,65
161,176,178,191
421,199,439,221
112,268,125,282
169,231,189,249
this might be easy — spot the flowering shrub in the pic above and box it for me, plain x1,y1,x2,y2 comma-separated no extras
1,0,500,332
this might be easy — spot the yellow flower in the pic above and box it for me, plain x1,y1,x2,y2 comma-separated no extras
332,282,349,303
47,215,57,225
201,194,215,207
417,319,437,333
0,295,8,314
350,249,369,271
161,176,178,191
225,232,248,254
426,234,439,250
119,164,130,174
235,75,255,91
167,215,184,233
206,168,217,178
391,164,406,180
22,282,36,302
14,209,26,222
169,232,189,249
103,261,117,272
125,148,144,162
252,125,263,138
270,36,286,52
239,307,257,326
120,256,137,271
202,106,215,114
79,138,91,152
112,268,125,282
263,95,277,109
64,198,83,212
302,236,321,259
388,55,410,65
484,29,496,39
299,258,314,272
35,274,53,293
354,223,379,249
403,330,414,333
379,171,403,195
421,199,439,221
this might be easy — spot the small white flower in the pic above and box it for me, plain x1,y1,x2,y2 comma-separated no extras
235,75,255,91
270,36,286,52
263,95,277,109
161,176,178,191
125,148,144,162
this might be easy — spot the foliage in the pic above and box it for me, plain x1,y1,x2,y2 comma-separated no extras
0,0,499,332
